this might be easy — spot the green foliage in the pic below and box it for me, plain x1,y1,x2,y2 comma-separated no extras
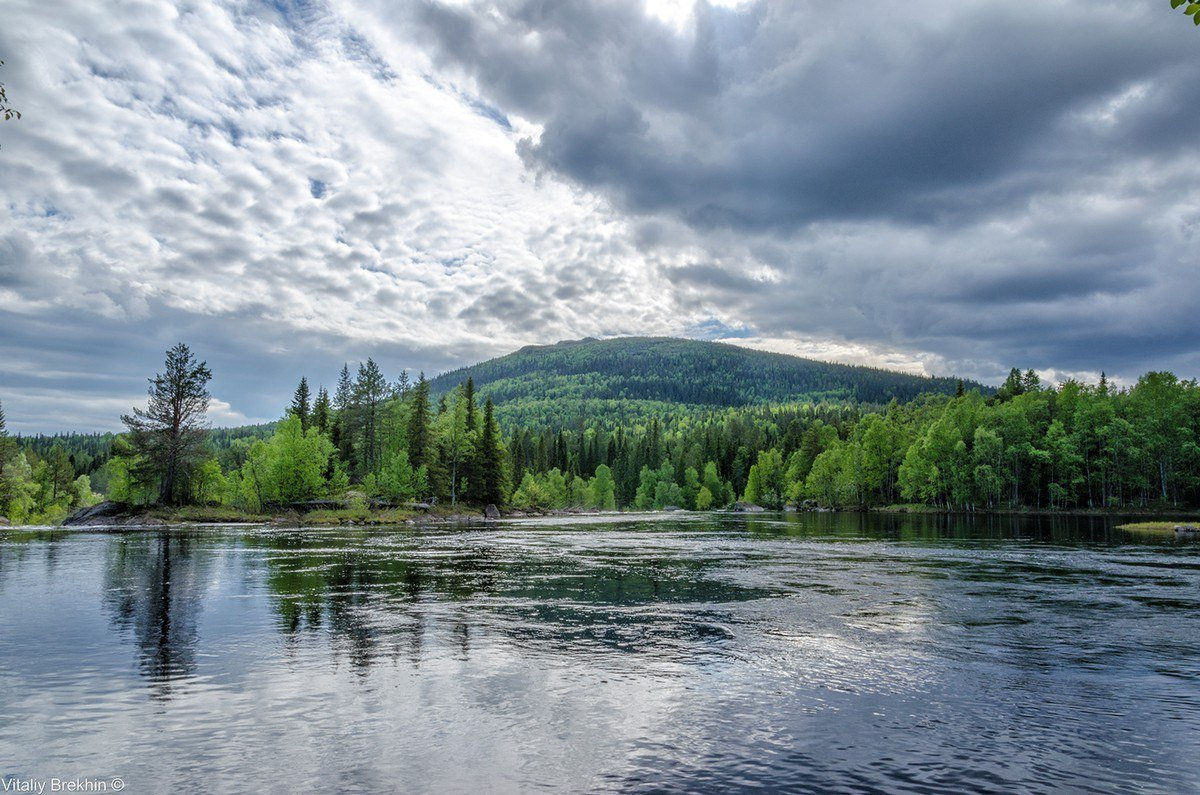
0,59,19,122
379,448,418,501
0,423,101,523
1170,0,1200,26
510,468,570,509
234,417,336,511
588,464,617,510
742,448,785,508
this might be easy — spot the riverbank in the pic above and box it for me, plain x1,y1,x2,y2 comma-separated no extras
52,500,628,529
874,503,1200,519
17,500,1200,531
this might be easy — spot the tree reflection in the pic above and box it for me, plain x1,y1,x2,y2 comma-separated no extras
104,532,208,698
249,526,775,670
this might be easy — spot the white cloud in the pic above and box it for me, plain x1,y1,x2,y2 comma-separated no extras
1,0,1197,433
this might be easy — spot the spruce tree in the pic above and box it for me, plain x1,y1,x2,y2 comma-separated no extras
477,397,504,505
121,343,212,505
407,373,431,471
354,359,388,478
460,378,478,497
333,364,355,471
290,376,311,432
0,398,5,435
312,387,331,435
463,378,477,430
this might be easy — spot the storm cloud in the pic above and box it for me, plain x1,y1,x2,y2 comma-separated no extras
1,0,1198,432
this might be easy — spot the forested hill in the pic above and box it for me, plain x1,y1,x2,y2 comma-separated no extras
429,337,986,419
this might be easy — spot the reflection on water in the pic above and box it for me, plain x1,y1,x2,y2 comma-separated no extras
1,513,1198,792
104,534,209,696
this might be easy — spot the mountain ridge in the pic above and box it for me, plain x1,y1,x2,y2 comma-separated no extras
428,336,987,420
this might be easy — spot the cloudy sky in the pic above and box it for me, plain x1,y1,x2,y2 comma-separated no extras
2,0,1198,433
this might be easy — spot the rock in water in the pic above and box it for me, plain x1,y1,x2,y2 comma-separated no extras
484,504,501,520
732,502,766,513
0,516,10,526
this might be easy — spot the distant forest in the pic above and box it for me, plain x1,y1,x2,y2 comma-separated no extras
1,338,1198,524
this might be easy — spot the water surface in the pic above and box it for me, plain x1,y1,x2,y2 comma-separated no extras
2,513,1198,793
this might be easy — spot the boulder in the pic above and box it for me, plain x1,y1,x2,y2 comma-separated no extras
1175,524,1199,536
484,504,501,520
63,501,132,527
732,502,766,513
662,505,682,512
0,516,10,526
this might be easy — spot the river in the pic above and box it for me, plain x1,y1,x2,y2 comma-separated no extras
1,512,1198,792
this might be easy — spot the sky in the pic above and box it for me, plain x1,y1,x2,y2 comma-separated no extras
1,0,1199,434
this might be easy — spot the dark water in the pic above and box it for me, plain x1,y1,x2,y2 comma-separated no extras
2,513,1199,793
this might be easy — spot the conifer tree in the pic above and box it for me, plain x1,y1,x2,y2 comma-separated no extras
354,359,388,478
290,376,311,432
407,373,431,471
312,387,331,435
477,397,505,505
332,364,355,470
460,378,479,498
464,377,477,430
121,343,212,505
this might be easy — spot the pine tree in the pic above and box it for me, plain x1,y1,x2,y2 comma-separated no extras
0,399,6,435
477,397,505,505
120,343,213,505
312,387,331,435
396,369,411,396
290,376,311,432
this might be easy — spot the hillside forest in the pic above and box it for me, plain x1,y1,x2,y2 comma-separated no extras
1,341,1198,524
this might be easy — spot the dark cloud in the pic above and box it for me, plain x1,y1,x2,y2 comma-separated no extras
395,0,1200,382
410,1,1198,230
5,0,1200,432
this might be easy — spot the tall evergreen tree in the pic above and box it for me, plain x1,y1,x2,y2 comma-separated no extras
121,343,212,505
477,397,505,505
312,387,331,435
290,376,311,432
333,364,355,469
460,378,479,497
407,373,432,471
355,359,388,478
464,377,478,430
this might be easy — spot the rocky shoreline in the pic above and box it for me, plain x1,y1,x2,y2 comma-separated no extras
56,500,639,529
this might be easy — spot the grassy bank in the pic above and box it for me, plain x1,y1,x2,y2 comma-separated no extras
1117,521,1199,536
876,504,1200,518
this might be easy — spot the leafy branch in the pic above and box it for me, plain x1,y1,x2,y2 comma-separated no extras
1170,0,1200,26
0,59,20,122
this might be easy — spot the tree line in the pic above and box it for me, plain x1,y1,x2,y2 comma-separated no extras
1,346,1198,523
